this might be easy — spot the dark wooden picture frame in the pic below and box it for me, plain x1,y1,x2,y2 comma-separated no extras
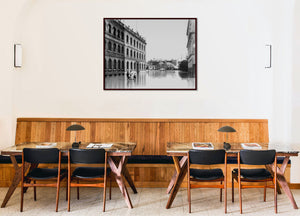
103,18,197,90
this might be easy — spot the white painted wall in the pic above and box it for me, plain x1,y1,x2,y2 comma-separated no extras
13,0,273,119
0,1,22,150
1,0,300,181
290,0,300,182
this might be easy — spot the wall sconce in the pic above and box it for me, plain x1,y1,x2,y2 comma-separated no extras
265,44,272,69
14,44,22,67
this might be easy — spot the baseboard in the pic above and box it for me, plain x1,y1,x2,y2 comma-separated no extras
288,183,300,189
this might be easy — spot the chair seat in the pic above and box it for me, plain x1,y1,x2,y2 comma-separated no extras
72,167,111,179
27,168,67,180
190,168,224,181
233,168,272,180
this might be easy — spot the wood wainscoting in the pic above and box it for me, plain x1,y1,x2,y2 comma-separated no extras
0,118,282,188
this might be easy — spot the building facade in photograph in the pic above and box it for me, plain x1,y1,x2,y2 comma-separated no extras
124,26,146,73
186,20,196,73
104,19,147,76
104,19,125,76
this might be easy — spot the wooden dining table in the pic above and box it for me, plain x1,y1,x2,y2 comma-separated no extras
165,142,299,210
0,142,137,209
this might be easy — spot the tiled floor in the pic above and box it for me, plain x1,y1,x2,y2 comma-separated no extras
0,187,299,215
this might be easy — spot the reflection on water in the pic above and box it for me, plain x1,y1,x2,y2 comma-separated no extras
105,70,195,89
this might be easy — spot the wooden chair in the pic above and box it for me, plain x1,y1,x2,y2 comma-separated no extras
67,148,111,212
187,149,227,213
20,148,67,212
232,149,277,214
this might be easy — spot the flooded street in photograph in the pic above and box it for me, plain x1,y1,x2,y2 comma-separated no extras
105,70,195,89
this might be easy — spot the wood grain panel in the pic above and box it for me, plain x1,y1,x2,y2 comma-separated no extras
15,118,269,155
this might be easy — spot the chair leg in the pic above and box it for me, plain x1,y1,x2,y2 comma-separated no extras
103,178,107,212
274,180,277,213
55,181,61,212
33,180,36,201
109,175,112,200
77,179,79,200
220,181,223,202
68,180,71,212
239,179,242,214
66,179,68,201
264,182,267,202
188,183,191,213
232,175,234,203
224,182,227,214
20,183,24,212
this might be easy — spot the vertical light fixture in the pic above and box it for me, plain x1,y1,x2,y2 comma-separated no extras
265,44,272,69
14,44,22,67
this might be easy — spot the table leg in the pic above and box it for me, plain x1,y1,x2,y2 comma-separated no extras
276,157,298,209
267,156,298,209
1,155,30,208
265,165,282,194
166,156,188,194
108,156,133,209
23,163,38,193
166,156,188,209
122,166,137,194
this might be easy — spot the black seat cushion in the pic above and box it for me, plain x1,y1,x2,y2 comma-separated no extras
127,155,174,164
233,168,272,180
190,168,224,181
0,155,290,165
26,168,67,180
72,167,111,179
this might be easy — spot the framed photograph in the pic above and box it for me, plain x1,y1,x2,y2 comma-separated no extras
103,18,197,90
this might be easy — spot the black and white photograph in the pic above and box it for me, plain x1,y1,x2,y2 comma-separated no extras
103,18,197,90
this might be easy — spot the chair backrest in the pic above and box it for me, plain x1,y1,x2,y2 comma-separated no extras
69,149,106,164
240,149,276,165
23,148,59,163
189,149,226,165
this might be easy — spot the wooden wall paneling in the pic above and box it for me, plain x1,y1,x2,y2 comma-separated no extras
232,123,250,143
93,122,101,142
169,123,185,143
30,122,38,142
89,122,96,142
55,121,61,142
62,121,69,142
158,123,169,155
25,122,32,143
44,121,51,142
139,122,150,154
155,123,160,155
151,122,158,155
259,122,269,143
15,118,269,149
124,122,130,143
249,123,262,143
193,123,204,142
204,123,219,143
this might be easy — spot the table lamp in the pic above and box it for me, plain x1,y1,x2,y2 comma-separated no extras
66,124,85,148
218,126,236,150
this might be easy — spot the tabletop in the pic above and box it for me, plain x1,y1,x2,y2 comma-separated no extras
1,142,136,156
166,142,299,157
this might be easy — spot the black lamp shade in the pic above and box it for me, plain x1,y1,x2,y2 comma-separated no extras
66,124,85,131
218,126,236,133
